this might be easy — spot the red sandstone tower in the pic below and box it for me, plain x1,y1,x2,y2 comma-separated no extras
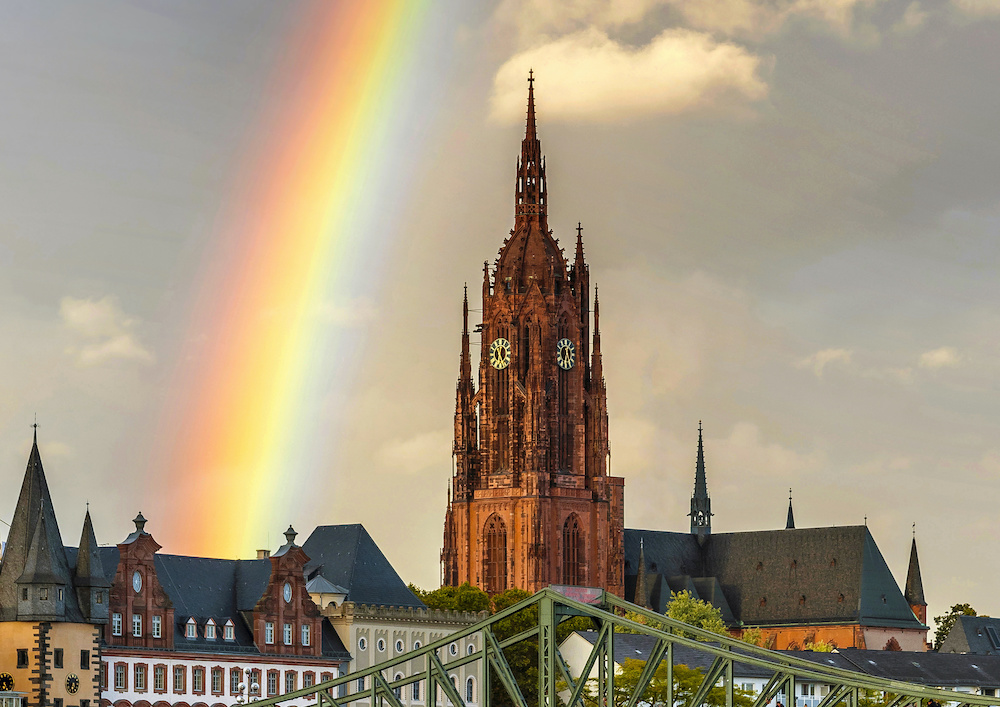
441,75,625,596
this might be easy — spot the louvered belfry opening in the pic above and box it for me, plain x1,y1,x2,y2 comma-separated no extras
562,515,584,585
483,515,508,593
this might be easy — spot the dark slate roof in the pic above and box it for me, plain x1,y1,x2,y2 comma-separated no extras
570,631,773,679
625,526,923,630
302,525,424,608
571,633,1000,689
939,616,1000,656
904,537,925,606
62,545,349,658
832,648,1000,688
74,511,110,588
0,436,83,622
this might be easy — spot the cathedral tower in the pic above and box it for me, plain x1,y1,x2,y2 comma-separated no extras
441,75,625,596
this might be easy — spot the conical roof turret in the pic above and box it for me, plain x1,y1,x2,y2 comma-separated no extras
0,429,80,621
75,509,110,589
905,534,925,606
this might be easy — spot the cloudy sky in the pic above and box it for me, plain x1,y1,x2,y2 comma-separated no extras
2,0,999,629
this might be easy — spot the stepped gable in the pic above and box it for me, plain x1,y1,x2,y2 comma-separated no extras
65,543,349,658
0,432,83,621
302,524,424,608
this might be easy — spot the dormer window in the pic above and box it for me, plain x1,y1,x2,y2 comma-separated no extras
205,619,216,640
186,618,197,639
224,620,235,641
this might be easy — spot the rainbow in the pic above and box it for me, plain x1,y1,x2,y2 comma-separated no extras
155,0,437,557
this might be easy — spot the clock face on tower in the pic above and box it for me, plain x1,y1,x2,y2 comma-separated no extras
490,338,511,369
0,673,14,691
66,674,80,694
556,338,575,370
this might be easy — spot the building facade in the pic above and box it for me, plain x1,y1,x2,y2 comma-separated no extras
0,433,106,707
626,426,929,651
441,75,625,597
97,519,347,707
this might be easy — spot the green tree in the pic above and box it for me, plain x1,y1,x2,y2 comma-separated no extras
933,603,979,650
804,640,834,652
579,657,754,707
665,591,728,639
408,582,491,613
617,592,728,639
739,627,767,648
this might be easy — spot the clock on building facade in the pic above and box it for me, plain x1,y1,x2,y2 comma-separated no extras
441,74,625,597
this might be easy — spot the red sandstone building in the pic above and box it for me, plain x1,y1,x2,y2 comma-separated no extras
440,75,625,596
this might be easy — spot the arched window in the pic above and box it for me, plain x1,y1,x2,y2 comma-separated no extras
561,515,584,585
483,514,508,593
466,677,475,703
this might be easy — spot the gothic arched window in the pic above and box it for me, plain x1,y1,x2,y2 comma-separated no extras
562,515,584,585
483,514,508,593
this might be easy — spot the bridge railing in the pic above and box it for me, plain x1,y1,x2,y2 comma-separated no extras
243,587,999,707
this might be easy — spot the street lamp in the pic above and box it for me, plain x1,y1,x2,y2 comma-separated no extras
236,668,260,704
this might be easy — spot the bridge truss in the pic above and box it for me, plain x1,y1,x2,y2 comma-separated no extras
248,587,997,707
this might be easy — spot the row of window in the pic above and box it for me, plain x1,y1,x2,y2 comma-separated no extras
357,638,475,657
104,663,333,697
264,621,311,646
18,586,68,602
12,649,89,670
376,674,477,704
111,615,237,641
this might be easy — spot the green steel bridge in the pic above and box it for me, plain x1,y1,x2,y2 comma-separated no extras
247,587,995,707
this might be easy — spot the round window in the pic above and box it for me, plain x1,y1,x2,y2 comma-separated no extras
449,642,458,656
395,640,404,652
358,637,367,651
413,640,421,649
377,638,386,652
467,644,475,656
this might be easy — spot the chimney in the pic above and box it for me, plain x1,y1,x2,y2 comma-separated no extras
257,549,270,559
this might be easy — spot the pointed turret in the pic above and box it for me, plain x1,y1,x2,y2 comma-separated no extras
0,429,81,622
785,489,795,530
460,285,472,387
591,288,604,385
689,422,712,543
634,537,650,609
572,223,591,375
74,509,111,623
905,531,927,624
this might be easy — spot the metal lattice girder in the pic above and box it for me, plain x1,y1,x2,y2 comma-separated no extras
241,587,1000,707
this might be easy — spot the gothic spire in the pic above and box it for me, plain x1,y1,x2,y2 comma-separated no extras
591,287,603,384
635,537,650,609
574,222,586,270
785,488,795,530
690,421,712,541
515,71,547,223
459,284,472,386
904,533,926,607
